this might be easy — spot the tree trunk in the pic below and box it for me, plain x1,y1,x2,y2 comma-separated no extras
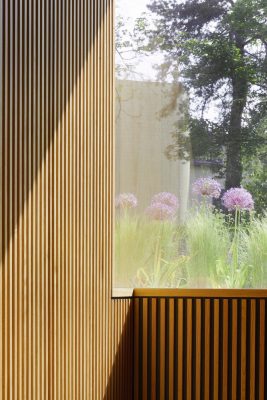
225,74,248,189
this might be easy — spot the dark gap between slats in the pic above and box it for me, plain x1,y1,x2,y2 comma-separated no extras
182,300,187,400
147,299,152,400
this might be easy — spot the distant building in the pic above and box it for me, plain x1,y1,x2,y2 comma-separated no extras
115,79,222,220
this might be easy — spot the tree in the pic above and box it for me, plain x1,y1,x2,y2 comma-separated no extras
137,0,267,189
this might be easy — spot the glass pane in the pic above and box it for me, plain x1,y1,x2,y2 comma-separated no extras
115,0,267,289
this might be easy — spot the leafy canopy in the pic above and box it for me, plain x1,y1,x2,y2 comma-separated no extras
136,0,267,164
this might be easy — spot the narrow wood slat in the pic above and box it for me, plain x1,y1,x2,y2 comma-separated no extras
204,299,210,400
259,299,265,400
168,299,174,400
232,299,238,400
250,300,256,400
186,298,192,400
0,0,3,389
222,299,228,400
134,298,140,400
177,299,183,400
151,299,157,400
195,299,201,400
142,299,148,400
241,300,247,398
213,299,220,400
160,299,165,400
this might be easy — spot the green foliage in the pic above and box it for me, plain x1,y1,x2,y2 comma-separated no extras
115,204,267,288
242,121,267,214
185,206,251,288
189,118,225,162
115,213,186,287
146,0,267,84
243,162,267,215
134,0,267,188
186,207,230,286
216,210,251,288
244,216,267,287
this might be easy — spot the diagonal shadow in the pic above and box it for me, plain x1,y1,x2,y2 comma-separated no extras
103,300,134,400
0,3,136,397
0,0,108,264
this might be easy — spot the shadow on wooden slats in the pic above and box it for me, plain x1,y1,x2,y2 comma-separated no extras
0,1,135,398
0,0,108,262
103,300,134,400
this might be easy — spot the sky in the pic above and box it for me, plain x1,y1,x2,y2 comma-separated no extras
115,0,162,81
116,0,183,18
116,0,149,21
115,0,218,121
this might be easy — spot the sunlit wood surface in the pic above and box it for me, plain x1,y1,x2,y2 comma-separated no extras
0,1,133,399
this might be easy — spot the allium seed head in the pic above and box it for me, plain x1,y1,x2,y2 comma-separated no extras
151,192,179,210
115,193,138,210
145,202,177,221
192,177,222,199
222,187,254,211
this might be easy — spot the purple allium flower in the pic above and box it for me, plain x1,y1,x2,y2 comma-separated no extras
145,202,177,221
192,177,222,199
151,192,179,210
222,187,254,211
115,193,138,210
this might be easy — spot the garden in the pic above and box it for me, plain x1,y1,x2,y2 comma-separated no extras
115,0,267,289
115,179,267,288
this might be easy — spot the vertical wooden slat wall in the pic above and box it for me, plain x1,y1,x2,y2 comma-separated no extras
0,1,133,399
134,290,267,400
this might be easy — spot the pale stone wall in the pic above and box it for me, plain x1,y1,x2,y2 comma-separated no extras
115,79,218,220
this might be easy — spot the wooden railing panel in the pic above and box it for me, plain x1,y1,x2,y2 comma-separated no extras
134,290,267,399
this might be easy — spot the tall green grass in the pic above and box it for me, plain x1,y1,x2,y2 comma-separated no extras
115,214,185,287
186,207,230,287
115,209,267,288
244,216,267,287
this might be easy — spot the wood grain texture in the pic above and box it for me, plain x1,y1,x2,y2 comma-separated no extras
134,292,267,400
133,288,267,298
0,0,133,399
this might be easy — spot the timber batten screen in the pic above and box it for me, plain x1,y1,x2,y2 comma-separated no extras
2,0,267,399
0,1,133,399
134,289,267,400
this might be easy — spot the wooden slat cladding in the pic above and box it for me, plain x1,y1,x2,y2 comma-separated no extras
0,0,133,399
134,293,267,400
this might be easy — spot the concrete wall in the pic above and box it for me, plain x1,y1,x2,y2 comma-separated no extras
115,79,217,221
